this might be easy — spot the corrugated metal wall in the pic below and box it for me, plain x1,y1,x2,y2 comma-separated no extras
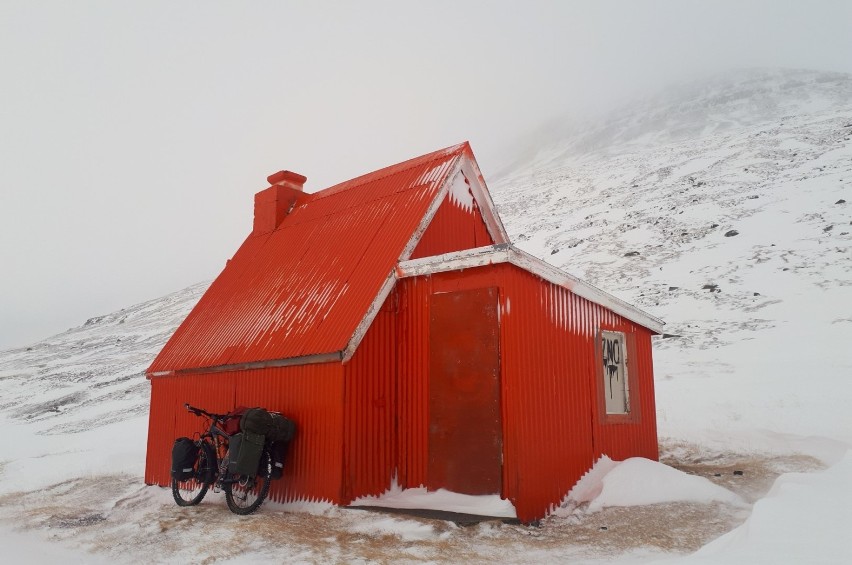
342,295,398,502
145,372,236,487
590,328,658,462
395,262,657,522
409,193,493,259
146,260,656,521
396,276,430,489
145,362,346,505
499,266,598,522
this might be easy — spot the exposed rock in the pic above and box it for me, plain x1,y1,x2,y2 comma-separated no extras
724,230,739,237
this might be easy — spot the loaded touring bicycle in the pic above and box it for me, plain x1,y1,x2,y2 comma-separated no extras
171,404,295,515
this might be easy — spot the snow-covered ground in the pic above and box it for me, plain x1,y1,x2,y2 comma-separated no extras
1,69,850,563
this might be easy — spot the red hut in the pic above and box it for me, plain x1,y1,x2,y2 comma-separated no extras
144,142,663,522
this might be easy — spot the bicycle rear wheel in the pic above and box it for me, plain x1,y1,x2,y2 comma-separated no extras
171,442,212,506
224,448,272,515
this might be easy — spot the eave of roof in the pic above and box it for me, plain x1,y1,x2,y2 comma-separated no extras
147,144,470,376
395,244,665,334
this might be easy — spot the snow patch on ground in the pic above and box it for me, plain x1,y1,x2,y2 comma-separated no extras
681,449,852,564
587,458,745,512
351,476,518,518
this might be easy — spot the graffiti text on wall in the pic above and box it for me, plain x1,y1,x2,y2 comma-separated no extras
603,335,622,399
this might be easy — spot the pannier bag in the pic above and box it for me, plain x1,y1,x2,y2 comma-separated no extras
198,441,218,484
171,437,199,481
267,413,296,444
228,431,265,477
240,408,273,436
260,441,289,479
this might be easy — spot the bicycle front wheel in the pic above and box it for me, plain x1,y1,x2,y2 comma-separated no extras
171,442,212,506
224,449,272,515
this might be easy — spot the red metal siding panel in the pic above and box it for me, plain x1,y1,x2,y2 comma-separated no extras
590,327,659,462
410,192,494,259
145,372,236,487
149,145,466,374
231,364,345,505
145,363,346,505
498,265,597,523
396,276,431,489
395,263,658,522
342,302,397,502
145,377,176,486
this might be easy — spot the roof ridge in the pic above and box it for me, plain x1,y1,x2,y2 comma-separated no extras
308,142,468,200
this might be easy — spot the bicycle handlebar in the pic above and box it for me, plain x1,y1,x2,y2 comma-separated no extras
184,403,230,422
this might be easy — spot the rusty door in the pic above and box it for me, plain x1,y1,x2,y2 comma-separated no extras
428,287,502,495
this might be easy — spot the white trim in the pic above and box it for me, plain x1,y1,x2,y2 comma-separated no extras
339,153,468,363
146,351,343,378
459,155,510,244
342,269,398,362
396,244,665,334
396,244,510,277
398,158,465,262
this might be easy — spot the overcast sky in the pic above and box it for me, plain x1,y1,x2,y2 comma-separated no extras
1,1,851,349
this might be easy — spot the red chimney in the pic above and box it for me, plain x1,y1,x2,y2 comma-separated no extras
253,170,308,235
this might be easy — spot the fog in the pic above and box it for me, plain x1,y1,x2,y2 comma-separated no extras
1,1,850,349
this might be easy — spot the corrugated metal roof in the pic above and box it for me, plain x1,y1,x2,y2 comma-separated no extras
149,144,468,374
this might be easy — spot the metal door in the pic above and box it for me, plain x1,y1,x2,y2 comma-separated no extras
428,287,502,495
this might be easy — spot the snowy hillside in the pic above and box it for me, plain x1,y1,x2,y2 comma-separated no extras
1,69,850,563
0,282,207,434
492,68,852,448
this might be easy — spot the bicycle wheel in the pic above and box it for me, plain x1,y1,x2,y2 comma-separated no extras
171,442,211,506
224,448,272,515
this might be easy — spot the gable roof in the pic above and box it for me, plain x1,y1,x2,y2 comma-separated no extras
148,142,508,376
148,142,663,377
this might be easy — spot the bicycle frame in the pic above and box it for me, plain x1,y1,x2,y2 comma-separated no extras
196,414,239,488
174,403,274,514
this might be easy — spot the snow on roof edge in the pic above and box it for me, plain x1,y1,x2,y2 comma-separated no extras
396,244,665,334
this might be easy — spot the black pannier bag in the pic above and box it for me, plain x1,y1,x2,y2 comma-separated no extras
198,441,218,484
267,413,296,444
171,437,199,481
228,431,265,477
240,408,273,436
261,441,288,479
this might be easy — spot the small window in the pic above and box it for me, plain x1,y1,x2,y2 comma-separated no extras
601,330,629,414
